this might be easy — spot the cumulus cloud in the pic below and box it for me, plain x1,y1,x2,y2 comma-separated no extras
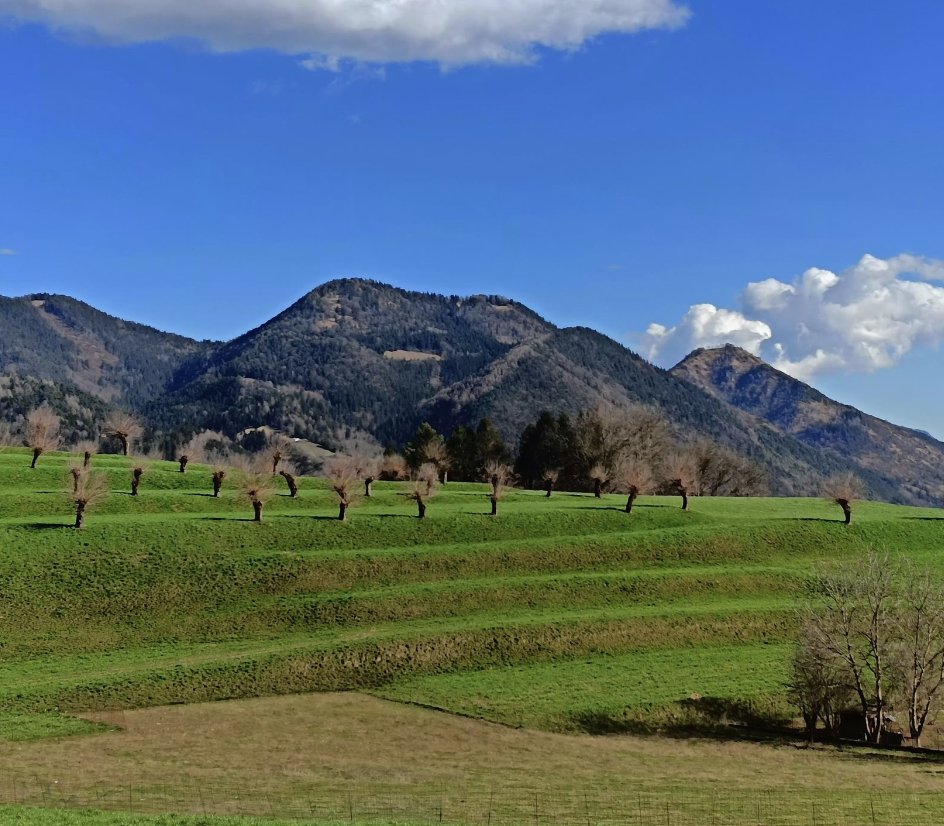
641,253,944,382
0,0,690,68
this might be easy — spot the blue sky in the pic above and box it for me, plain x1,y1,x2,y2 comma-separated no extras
2,1,943,435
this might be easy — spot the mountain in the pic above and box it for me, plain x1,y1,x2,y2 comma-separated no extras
0,280,938,503
671,344,944,506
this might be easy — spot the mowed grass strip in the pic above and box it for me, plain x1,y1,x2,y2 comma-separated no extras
378,642,794,731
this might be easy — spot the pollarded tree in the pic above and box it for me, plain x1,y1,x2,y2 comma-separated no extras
177,453,190,473
588,463,609,499
104,412,142,457
326,457,358,521
665,452,697,511
233,457,275,522
406,465,438,519
823,472,864,525
130,460,150,497
542,468,560,498
612,457,654,514
67,462,82,495
380,452,408,481
73,440,98,469
71,468,108,529
267,434,294,475
355,455,382,497
423,438,452,484
484,460,512,516
26,406,61,469
211,465,227,498
418,462,439,497
279,461,300,499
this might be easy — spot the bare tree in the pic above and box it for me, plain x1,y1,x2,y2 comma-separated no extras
788,624,850,742
405,466,438,519
484,460,512,516
423,439,452,484
692,438,768,497
612,457,654,514
418,462,439,497
211,465,227,498
278,461,300,499
177,453,190,473
131,460,150,497
104,412,142,457
26,406,61,469
542,468,560,498
589,463,609,499
665,452,697,511
233,457,275,522
67,462,83,495
326,457,358,521
73,439,98,469
803,552,900,743
898,561,944,747
380,453,408,481
823,472,864,525
355,455,382,498
71,468,108,529
267,434,293,475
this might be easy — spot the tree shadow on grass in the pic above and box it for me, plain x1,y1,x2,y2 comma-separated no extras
570,698,794,746
185,493,217,498
903,516,944,521
21,523,72,531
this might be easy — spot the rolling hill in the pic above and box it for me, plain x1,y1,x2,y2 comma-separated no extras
0,279,940,503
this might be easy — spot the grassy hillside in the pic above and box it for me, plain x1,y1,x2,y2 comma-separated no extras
3,446,944,823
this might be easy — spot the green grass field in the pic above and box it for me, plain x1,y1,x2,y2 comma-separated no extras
2,446,944,824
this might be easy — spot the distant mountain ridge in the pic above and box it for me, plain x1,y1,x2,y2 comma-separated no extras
671,344,944,507
0,280,940,505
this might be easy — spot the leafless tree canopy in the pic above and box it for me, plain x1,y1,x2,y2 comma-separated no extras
611,457,654,514
73,439,98,468
231,456,275,522
104,411,142,456
797,552,944,746
422,438,452,483
326,456,359,520
823,472,864,525
26,406,61,467
381,453,408,481
691,438,767,497
70,468,108,529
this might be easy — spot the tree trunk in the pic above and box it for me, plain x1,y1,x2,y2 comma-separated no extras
490,496,498,516
71,471,81,494
593,479,602,498
179,457,188,473
417,499,427,519
253,500,263,522
131,478,139,496
442,470,448,485
212,473,224,498
280,471,298,498
625,489,637,513
83,451,91,468
544,481,553,498
338,501,347,521
74,501,86,529
837,498,852,524
364,477,374,498
31,448,41,469
681,489,689,511
271,453,281,475
118,435,128,456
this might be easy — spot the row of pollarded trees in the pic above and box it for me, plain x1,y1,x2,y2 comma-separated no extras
518,404,769,511
791,551,944,748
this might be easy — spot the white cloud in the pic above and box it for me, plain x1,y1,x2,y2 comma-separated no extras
641,253,944,382
0,248,16,256
642,304,771,368
0,0,690,68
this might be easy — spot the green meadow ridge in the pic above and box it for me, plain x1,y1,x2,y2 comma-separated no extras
2,446,944,744
3,279,944,504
